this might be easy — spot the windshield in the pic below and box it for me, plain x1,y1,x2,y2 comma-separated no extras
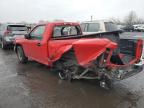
7,25,28,31
104,22,118,31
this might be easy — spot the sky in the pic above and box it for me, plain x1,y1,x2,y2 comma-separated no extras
0,0,144,23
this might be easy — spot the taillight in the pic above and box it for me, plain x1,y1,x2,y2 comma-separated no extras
4,30,11,36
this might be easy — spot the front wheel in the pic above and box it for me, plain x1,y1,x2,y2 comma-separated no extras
16,46,28,63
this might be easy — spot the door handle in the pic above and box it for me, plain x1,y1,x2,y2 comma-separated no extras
37,43,41,46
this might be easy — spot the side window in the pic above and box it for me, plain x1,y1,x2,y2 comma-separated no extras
87,23,100,32
30,25,45,40
104,22,118,31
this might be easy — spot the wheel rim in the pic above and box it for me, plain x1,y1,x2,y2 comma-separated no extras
58,71,66,80
58,66,78,80
17,47,23,61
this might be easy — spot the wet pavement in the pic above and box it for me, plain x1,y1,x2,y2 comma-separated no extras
0,32,144,108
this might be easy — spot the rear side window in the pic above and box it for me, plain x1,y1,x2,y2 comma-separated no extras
104,22,118,31
7,25,28,31
53,26,81,38
87,23,100,32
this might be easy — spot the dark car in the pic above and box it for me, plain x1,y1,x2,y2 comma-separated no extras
123,25,134,32
0,24,28,49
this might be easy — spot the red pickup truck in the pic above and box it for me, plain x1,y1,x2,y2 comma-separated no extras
14,22,143,89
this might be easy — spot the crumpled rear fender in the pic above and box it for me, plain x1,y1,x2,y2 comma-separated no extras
49,44,73,62
72,39,117,66
49,38,117,66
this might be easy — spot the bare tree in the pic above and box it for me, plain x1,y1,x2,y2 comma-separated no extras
124,11,137,26
109,18,123,25
136,18,144,24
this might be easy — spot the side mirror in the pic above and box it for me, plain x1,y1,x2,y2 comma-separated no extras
24,34,30,39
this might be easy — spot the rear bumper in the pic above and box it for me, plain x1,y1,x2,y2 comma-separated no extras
3,38,14,45
135,58,144,66
122,65,143,79
109,65,143,81
3,41,14,45
2,40,14,48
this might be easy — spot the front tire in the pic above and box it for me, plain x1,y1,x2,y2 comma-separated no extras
16,46,28,63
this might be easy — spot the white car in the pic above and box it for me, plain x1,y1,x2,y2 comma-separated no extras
137,26,144,32
80,20,118,35
133,24,144,32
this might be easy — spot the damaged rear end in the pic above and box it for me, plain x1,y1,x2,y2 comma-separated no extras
52,31,143,89
106,39,143,80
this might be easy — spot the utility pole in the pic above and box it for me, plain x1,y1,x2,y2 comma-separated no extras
91,15,93,21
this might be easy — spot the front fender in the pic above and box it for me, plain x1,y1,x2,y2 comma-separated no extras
14,38,28,57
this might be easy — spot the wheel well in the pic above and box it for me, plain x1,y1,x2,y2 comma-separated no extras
15,44,22,53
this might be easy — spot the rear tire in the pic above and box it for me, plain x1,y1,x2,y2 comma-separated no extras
16,46,28,63
58,71,67,80
58,70,73,81
99,75,112,90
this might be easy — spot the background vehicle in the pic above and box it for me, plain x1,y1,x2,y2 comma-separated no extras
0,23,28,49
15,22,143,89
80,20,119,34
136,25,144,32
123,25,134,32
117,25,125,33
133,25,140,31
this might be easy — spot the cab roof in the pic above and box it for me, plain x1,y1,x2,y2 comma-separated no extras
39,22,80,26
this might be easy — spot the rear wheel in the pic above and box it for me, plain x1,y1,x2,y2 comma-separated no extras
17,46,28,63
58,66,77,81
58,71,70,80
99,75,112,90
54,49,78,81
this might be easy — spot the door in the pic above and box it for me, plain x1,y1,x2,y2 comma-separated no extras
27,25,48,65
